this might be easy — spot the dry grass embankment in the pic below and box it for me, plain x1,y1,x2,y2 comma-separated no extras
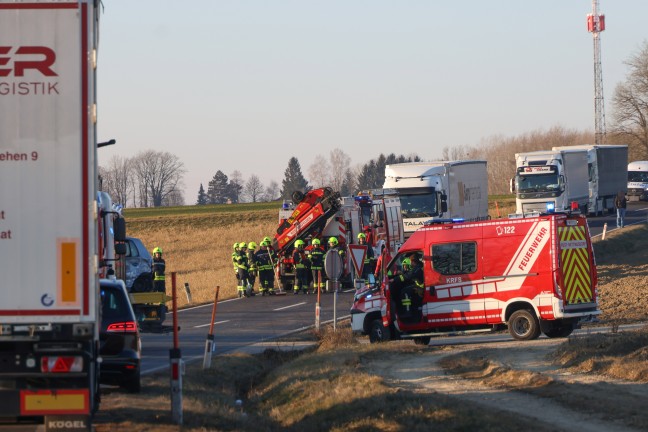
96,325,558,432
126,208,277,306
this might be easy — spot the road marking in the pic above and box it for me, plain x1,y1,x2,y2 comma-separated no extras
274,302,306,311
193,319,230,329
170,297,241,315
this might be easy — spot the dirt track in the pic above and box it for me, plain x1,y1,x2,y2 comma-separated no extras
367,335,648,432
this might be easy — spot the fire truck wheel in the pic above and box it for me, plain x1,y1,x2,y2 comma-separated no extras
413,336,431,346
508,309,541,341
369,319,389,343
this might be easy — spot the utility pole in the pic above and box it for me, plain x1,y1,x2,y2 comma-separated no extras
587,0,606,145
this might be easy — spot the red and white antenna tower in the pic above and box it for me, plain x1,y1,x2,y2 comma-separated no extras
587,0,606,144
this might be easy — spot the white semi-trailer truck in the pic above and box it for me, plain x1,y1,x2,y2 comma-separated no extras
552,145,628,215
0,1,101,426
383,161,489,237
627,161,648,201
513,149,589,215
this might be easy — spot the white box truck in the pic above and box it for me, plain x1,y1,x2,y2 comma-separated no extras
627,161,648,201
552,145,628,215
383,161,489,237
512,149,589,215
0,0,101,425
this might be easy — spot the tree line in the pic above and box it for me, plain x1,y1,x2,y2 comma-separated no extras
101,41,648,206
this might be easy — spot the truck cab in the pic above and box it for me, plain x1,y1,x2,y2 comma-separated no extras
627,161,648,201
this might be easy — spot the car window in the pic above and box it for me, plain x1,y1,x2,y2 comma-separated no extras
126,240,140,258
101,286,131,319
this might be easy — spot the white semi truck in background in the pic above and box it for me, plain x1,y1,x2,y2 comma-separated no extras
383,161,489,238
552,145,628,215
512,149,589,215
0,0,101,425
627,161,648,201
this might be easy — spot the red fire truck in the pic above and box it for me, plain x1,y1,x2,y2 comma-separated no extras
351,212,600,344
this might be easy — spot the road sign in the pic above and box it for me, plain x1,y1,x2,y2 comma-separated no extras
348,244,367,276
324,250,343,280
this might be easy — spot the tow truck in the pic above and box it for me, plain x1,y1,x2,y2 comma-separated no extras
273,188,404,291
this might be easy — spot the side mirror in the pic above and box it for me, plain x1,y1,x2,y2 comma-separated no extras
114,242,127,256
509,178,516,193
113,217,126,242
439,193,448,213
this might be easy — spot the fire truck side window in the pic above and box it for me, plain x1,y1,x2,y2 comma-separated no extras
431,242,477,275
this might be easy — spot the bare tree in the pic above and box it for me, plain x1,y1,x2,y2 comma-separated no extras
131,150,186,207
611,41,648,159
244,175,264,203
264,180,280,202
99,155,133,207
228,170,244,203
308,154,331,188
329,148,351,192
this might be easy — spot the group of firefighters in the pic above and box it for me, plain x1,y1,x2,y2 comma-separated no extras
231,233,380,297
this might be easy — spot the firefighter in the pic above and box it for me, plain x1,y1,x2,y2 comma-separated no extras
255,240,276,295
236,242,253,297
247,241,258,291
308,238,326,294
374,240,392,281
232,242,241,291
357,233,375,281
151,247,166,293
292,239,310,294
390,254,424,321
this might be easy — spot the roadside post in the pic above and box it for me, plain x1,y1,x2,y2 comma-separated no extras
203,286,220,369
315,271,321,332
170,272,183,425
602,222,608,240
184,282,192,303
324,251,343,331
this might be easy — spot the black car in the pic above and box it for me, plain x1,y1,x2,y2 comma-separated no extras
100,279,141,393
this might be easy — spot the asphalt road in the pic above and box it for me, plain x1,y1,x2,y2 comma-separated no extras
140,202,648,374
587,200,648,237
140,289,356,374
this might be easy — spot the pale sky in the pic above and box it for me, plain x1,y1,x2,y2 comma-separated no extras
96,1,648,203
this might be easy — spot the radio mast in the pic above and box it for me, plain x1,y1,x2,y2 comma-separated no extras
587,0,606,144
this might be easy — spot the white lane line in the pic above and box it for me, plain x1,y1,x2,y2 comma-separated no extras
274,302,306,311
193,320,230,329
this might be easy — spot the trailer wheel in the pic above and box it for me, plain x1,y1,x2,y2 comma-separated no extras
413,336,431,346
369,319,389,343
543,325,574,338
508,309,541,340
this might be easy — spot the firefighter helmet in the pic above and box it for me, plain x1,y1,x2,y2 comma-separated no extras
312,238,321,246
295,239,305,247
357,233,366,240
248,241,257,250
328,237,338,246
402,258,411,269
153,247,163,255
263,236,272,243
260,240,270,247
233,243,239,250
239,242,247,249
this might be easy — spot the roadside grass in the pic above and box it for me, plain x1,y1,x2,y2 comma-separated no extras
438,327,648,430
97,325,558,432
591,223,648,265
